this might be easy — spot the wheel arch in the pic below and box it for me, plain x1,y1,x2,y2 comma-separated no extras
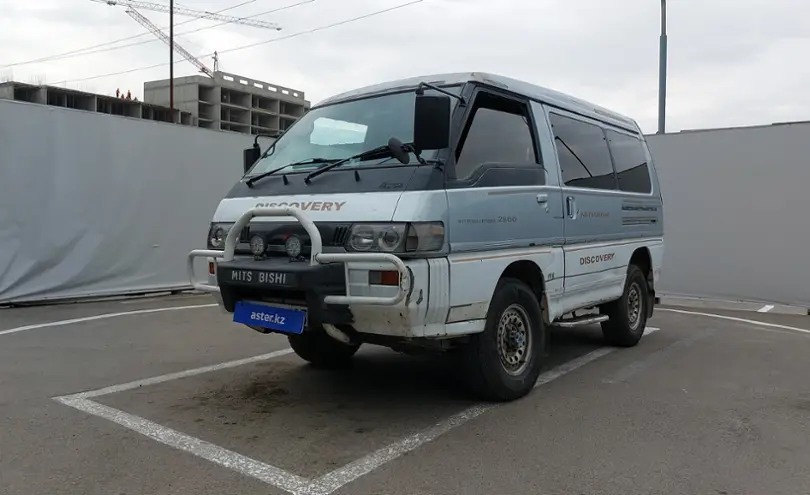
629,246,654,292
629,246,655,318
498,260,549,326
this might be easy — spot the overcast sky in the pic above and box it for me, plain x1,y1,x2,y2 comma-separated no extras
2,0,809,133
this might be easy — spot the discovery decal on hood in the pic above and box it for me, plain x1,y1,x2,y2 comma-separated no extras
211,192,404,223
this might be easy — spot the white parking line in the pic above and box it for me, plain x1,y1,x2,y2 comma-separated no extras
55,396,311,494
306,343,644,495
0,304,218,337
71,349,294,399
659,308,810,335
54,326,660,495
757,304,775,313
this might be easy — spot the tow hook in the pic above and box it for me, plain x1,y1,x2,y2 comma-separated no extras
323,324,354,345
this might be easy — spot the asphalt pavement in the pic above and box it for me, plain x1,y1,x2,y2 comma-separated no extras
1,294,809,495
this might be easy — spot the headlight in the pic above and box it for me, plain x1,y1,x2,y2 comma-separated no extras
207,222,234,250
345,222,444,253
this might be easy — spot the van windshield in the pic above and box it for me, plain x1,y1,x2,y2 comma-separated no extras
246,86,462,176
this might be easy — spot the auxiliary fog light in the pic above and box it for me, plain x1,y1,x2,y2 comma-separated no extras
249,235,266,256
285,235,303,258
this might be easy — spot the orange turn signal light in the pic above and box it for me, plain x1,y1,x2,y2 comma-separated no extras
368,270,399,286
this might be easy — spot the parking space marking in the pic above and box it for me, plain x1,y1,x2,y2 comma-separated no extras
660,308,810,335
71,349,294,399
0,303,218,337
55,396,310,494
53,327,658,495
304,340,651,495
603,328,712,384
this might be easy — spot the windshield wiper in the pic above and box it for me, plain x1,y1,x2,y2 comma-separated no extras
304,137,416,184
245,158,336,188
303,145,394,184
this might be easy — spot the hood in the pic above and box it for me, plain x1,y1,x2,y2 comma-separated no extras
211,191,404,223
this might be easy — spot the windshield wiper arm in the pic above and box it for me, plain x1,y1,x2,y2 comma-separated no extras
245,158,336,187
304,144,394,184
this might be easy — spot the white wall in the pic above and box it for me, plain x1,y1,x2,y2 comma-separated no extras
646,122,810,307
0,99,254,304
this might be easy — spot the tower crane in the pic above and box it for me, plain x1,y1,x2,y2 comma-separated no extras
91,0,283,121
91,0,282,30
125,8,214,77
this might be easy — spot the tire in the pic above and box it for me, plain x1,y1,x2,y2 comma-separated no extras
460,277,546,402
600,264,649,347
288,330,360,369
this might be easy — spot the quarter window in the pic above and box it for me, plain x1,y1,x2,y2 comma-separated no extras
606,130,652,193
549,113,616,190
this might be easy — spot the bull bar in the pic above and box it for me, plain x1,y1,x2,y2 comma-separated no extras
186,207,412,306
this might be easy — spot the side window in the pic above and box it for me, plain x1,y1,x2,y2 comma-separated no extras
549,113,616,190
454,92,538,180
605,130,652,194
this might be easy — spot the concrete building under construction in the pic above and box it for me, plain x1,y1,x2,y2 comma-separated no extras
3,0,309,136
143,71,310,136
0,80,194,125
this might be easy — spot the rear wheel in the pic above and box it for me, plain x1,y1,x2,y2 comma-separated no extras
460,278,546,402
600,264,649,347
288,330,360,369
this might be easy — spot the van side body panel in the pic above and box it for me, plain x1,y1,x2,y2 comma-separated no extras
536,104,664,316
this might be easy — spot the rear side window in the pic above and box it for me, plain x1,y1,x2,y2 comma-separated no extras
605,130,652,194
549,113,616,190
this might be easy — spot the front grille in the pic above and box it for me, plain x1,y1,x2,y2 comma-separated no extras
331,226,351,246
236,222,352,256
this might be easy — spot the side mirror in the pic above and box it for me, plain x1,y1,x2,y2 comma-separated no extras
243,145,261,174
413,94,451,151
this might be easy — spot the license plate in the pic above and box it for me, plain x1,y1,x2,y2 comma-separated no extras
233,301,306,334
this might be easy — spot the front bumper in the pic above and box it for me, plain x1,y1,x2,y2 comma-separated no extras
188,207,457,338
215,256,354,329
187,207,411,305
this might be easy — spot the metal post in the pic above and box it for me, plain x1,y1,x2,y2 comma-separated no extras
169,0,175,123
657,0,667,134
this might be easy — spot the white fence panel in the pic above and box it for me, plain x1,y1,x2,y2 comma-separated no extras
0,100,252,304
647,122,810,307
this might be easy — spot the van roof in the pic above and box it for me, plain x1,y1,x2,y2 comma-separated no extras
315,72,639,131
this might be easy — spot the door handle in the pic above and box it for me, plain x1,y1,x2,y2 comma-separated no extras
536,193,549,212
566,196,577,219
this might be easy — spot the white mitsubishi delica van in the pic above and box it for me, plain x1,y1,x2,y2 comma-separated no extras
188,72,664,402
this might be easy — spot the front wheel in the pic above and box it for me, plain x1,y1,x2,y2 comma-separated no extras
460,278,546,402
600,264,649,347
288,330,360,369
